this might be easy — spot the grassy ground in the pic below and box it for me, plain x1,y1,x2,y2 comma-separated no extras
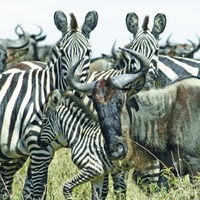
10,148,200,199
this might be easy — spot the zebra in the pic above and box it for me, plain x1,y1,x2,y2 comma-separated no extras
0,10,98,199
37,89,128,200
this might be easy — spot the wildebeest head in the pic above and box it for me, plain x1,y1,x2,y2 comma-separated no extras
0,25,30,72
66,48,149,160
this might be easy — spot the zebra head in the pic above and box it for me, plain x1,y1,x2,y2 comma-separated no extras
37,89,64,148
126,13,166,60
53,10,98,84
126,13,166,89
66,48,149,160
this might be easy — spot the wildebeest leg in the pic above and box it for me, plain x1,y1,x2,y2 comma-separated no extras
183,154,200,184
63,167,106,200
0,156,28,199
111,171,128,199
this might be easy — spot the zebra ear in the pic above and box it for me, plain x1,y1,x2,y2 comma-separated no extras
152,13,166,39
54,11,68,33
82,11,98,38
48,89,63,110
126,12,139,37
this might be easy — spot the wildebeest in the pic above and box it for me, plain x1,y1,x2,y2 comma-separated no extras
0,26,30,72
159,33,200,58
66,48,200,188
15,24,49,62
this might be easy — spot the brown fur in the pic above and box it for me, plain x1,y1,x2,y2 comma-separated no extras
120,132,154,171
94,79,119,104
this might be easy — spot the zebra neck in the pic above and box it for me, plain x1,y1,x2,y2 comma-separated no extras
64,91,98,122
44,48,67,91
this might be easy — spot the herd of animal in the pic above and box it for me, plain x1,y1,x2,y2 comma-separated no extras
0,9,200,200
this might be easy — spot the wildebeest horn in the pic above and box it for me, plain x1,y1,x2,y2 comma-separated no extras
66,58,96,94
0,25,30,49
107,48,149,89
111,40,117,57
166,33,173,46
15,24,46,41
186,36,200,55
67,48,149,93
118,47,149,74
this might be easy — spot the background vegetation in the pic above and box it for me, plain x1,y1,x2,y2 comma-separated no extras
9,148,200,199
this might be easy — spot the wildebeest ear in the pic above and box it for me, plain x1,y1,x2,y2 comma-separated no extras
152,13,166,39
127,75,146,100
126,12,139,37
127,96,139,112
82,11,98,38
54,11,68,33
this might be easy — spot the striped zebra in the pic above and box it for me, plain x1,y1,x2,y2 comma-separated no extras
0,10,98,199
37,89,128,200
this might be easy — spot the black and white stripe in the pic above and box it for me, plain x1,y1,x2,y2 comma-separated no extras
38,89,127,200
0,10,98,199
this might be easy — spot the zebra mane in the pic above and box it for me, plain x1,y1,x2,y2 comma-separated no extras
142,16,149,31
70,13,78,30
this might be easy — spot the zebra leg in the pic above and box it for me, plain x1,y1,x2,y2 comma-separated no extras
157,164,169,191
22,165,33,199
63,167,105,200
0,157,28,199
132,159,160,194
28,147,54,200
111,171,128,199
91,174,109,200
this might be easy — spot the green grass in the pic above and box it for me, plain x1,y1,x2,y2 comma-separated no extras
9,148,200,199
